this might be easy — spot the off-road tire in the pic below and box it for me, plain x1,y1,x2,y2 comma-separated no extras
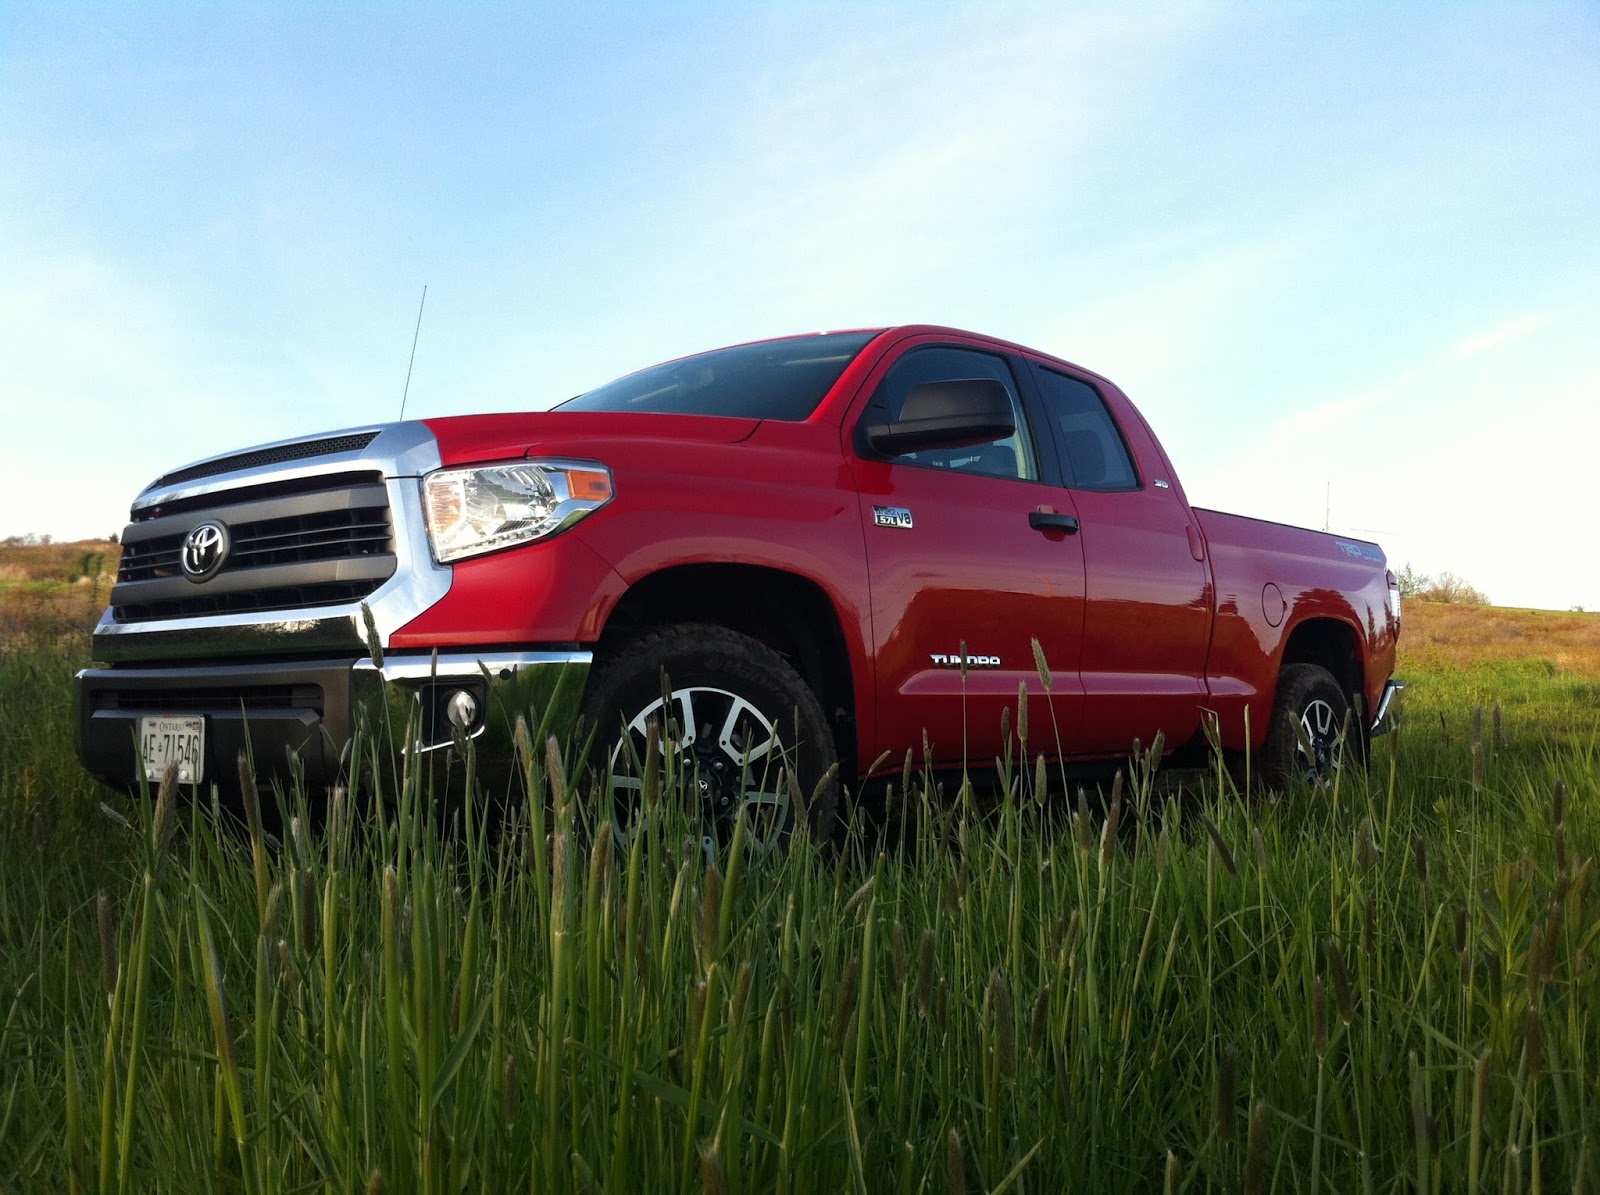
580,623,840,853
1259,663,1364,791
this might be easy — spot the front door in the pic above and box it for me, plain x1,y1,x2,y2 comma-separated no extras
849,343,1087,773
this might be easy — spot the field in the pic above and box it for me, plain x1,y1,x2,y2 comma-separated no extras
0,593,1595,1193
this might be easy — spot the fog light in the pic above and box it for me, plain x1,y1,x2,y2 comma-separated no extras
444,689,480,731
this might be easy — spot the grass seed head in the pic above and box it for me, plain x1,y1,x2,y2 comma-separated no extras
1357,817,1379,873
1031,637,1052,693
96,891,117,996
829,954,861,1054
1017,680,1029,747
359,601,384,668
502,1051,517,1124
1553,779,1567,827
1244,1100,1268,1195
843,875,876,919
916,929,936,1013
277,939,303,1009
1492,700,1505,750
1251,826,1268,876
1029,983,1051,1055
544,734,567,816
152,761,177,865
329,784,347,842
946,1126,965,1195
700,1141,728,1195
700,861,722,966
1099,798,1120,868
237,752,262,841
1326,939,1355,1025
1215,1045,1237,1143
1164,1151,1181,1195
986,969,1016,1082
1470,741,1484,792
263,881,284,938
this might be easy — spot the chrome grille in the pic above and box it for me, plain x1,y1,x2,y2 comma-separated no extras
112,471,396,622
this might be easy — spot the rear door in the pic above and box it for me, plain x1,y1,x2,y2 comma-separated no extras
847,340,1086,771
1023,361,1214,755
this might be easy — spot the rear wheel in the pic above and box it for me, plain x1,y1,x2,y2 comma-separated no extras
580,624,840,857
1259,663,1362,790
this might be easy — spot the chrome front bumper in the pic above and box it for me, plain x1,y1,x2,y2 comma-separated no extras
77,648,591,795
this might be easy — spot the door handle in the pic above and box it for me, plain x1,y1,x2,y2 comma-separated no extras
1029,510,1080,534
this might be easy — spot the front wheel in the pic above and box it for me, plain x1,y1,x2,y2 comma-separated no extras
579,624,840,857
1259,663,1363,790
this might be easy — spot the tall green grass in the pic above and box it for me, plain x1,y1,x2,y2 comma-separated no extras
0,634,1596,1192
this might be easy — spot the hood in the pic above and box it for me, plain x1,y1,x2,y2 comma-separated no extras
422,411,761,467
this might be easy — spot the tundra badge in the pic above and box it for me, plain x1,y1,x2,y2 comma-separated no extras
873,505,914,529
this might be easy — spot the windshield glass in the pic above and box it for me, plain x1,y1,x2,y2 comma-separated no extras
557,331,879,421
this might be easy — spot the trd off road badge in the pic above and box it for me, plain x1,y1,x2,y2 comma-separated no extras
180,520,231,583
873,505,914,529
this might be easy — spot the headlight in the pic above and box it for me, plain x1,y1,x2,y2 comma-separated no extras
422,459,613,563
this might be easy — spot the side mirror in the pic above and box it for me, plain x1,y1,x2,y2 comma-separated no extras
865,379,1016,456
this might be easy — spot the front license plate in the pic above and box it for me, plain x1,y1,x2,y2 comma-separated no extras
139,715,205,785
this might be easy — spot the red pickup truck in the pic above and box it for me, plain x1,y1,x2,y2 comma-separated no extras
78,325,1401,849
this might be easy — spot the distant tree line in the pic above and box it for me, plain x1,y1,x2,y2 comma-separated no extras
3,533,119,546
1397,564,1488,605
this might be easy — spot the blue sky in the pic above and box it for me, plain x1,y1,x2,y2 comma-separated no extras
3,1,1596,609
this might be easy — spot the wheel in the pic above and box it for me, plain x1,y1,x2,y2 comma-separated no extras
579,624,840,857
1259,663,1363,790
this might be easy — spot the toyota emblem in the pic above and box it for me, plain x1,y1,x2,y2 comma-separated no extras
180,521,231,583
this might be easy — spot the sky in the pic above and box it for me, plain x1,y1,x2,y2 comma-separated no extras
2,1,1597,610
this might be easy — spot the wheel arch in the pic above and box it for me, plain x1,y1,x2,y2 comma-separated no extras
1278,616,1365,719
597,563,858,777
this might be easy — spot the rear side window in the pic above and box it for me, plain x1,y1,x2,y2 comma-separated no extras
860,347,1038,481
1035,368,1139,491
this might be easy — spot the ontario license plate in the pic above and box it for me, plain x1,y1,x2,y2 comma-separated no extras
139,715,205,784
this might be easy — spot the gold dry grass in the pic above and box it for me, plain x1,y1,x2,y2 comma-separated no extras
0,538,122,641
1399,600,1600,679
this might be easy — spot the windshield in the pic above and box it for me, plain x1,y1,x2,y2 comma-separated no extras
557,331,879,421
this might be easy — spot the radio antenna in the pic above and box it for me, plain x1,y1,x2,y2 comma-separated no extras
398,285,428,420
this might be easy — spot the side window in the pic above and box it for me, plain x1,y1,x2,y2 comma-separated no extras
861,347,1038,481
1035,368,1139,491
